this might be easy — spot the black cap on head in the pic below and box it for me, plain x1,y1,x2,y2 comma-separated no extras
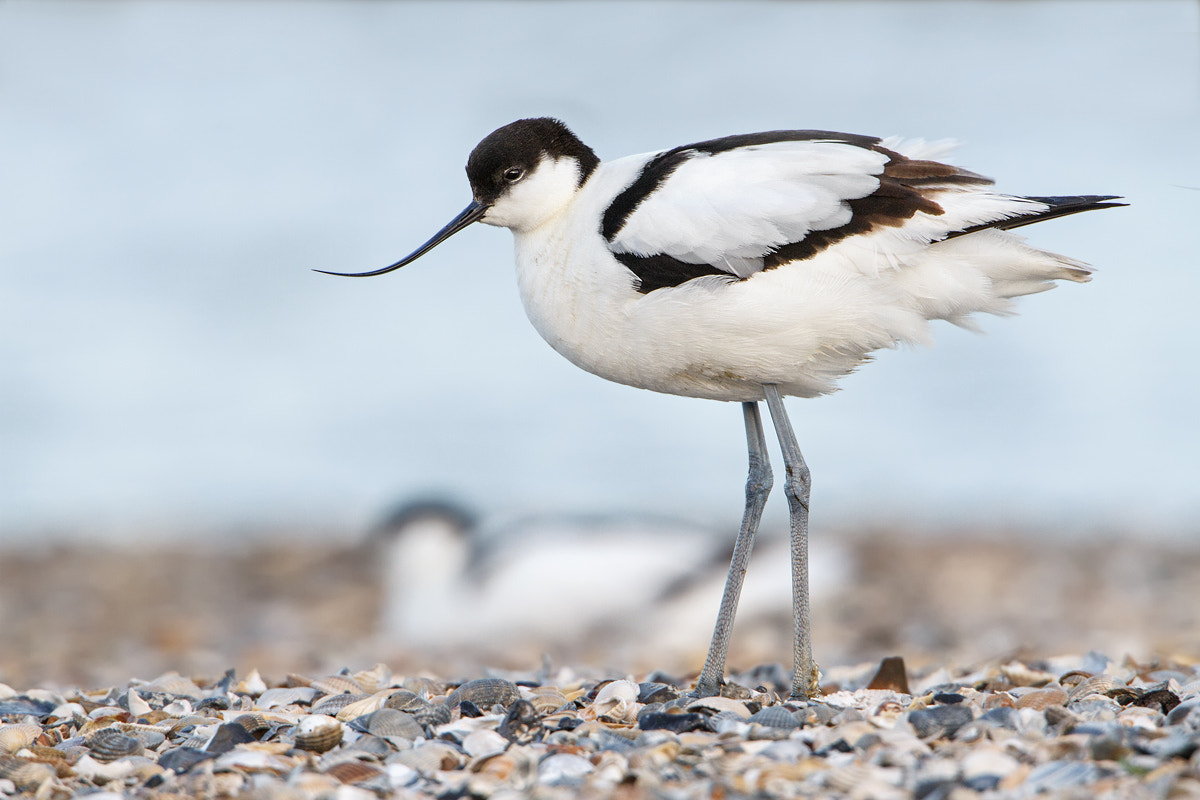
466,118,600,205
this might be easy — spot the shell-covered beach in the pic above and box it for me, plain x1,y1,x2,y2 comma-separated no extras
2,528,1197,798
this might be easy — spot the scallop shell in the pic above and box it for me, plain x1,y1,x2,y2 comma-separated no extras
365,708,423,740
293,715,343,753
445,678,520,712
0,723,42,754
86,727,143,762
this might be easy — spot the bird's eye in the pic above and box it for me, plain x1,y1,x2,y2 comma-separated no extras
503,167,525,183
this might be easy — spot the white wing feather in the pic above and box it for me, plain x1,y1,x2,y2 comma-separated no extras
608,141,889,277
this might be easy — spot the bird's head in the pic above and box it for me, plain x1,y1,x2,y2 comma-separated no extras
317,118,598,278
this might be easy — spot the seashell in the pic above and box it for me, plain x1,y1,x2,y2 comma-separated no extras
232,713,271,737
593,680,640,705
341,734,392,758
461,728,508,759
311,692,369,717
1068,674,1121,701
391,741,463,773
115,723,166,750
414,702,452,728
747,706,800,729
236,669,269,696
384,690,424,712
386,690,451,727
1000,662,1055,688
1016,686,1069,710
124,689,151,717
258,687,318,709
0,755,56,791
907,704,973,739
213,748,297,774
637,682,679,705
538,752,593,784
140,673,203,700
687,696,751,718
498,700,541,744
335,690,395,722
310,675,367,697
293,715,343,753
20,746,74,778
86,727,143,762
351,664,392,695
0,723,42,754
445,678,520,712
529,687,569,715
365,708,423,740
401,676,444,696
324,759,384,784
1058,670,1093,689
585,679,641,724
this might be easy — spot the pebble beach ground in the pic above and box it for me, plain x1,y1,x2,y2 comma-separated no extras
1,527,1198,798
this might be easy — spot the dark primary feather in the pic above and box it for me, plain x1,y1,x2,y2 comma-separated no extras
944,195,1128,240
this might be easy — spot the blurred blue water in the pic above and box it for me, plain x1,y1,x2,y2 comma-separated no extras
1,1,1197,539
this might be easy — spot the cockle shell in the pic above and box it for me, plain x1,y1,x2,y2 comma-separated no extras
528,687,569,715
293,715,343,753
86,727,142,762
311,692,368,717
746,706,801,729
335,689,395,722
364,708,423,740
445,678,520,712
1068,674,1121,701
350,664,392,695
232,713,271,737
324,759,384,784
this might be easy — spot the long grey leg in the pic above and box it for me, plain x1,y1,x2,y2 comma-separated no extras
762,383,817,700
695,401,773,697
